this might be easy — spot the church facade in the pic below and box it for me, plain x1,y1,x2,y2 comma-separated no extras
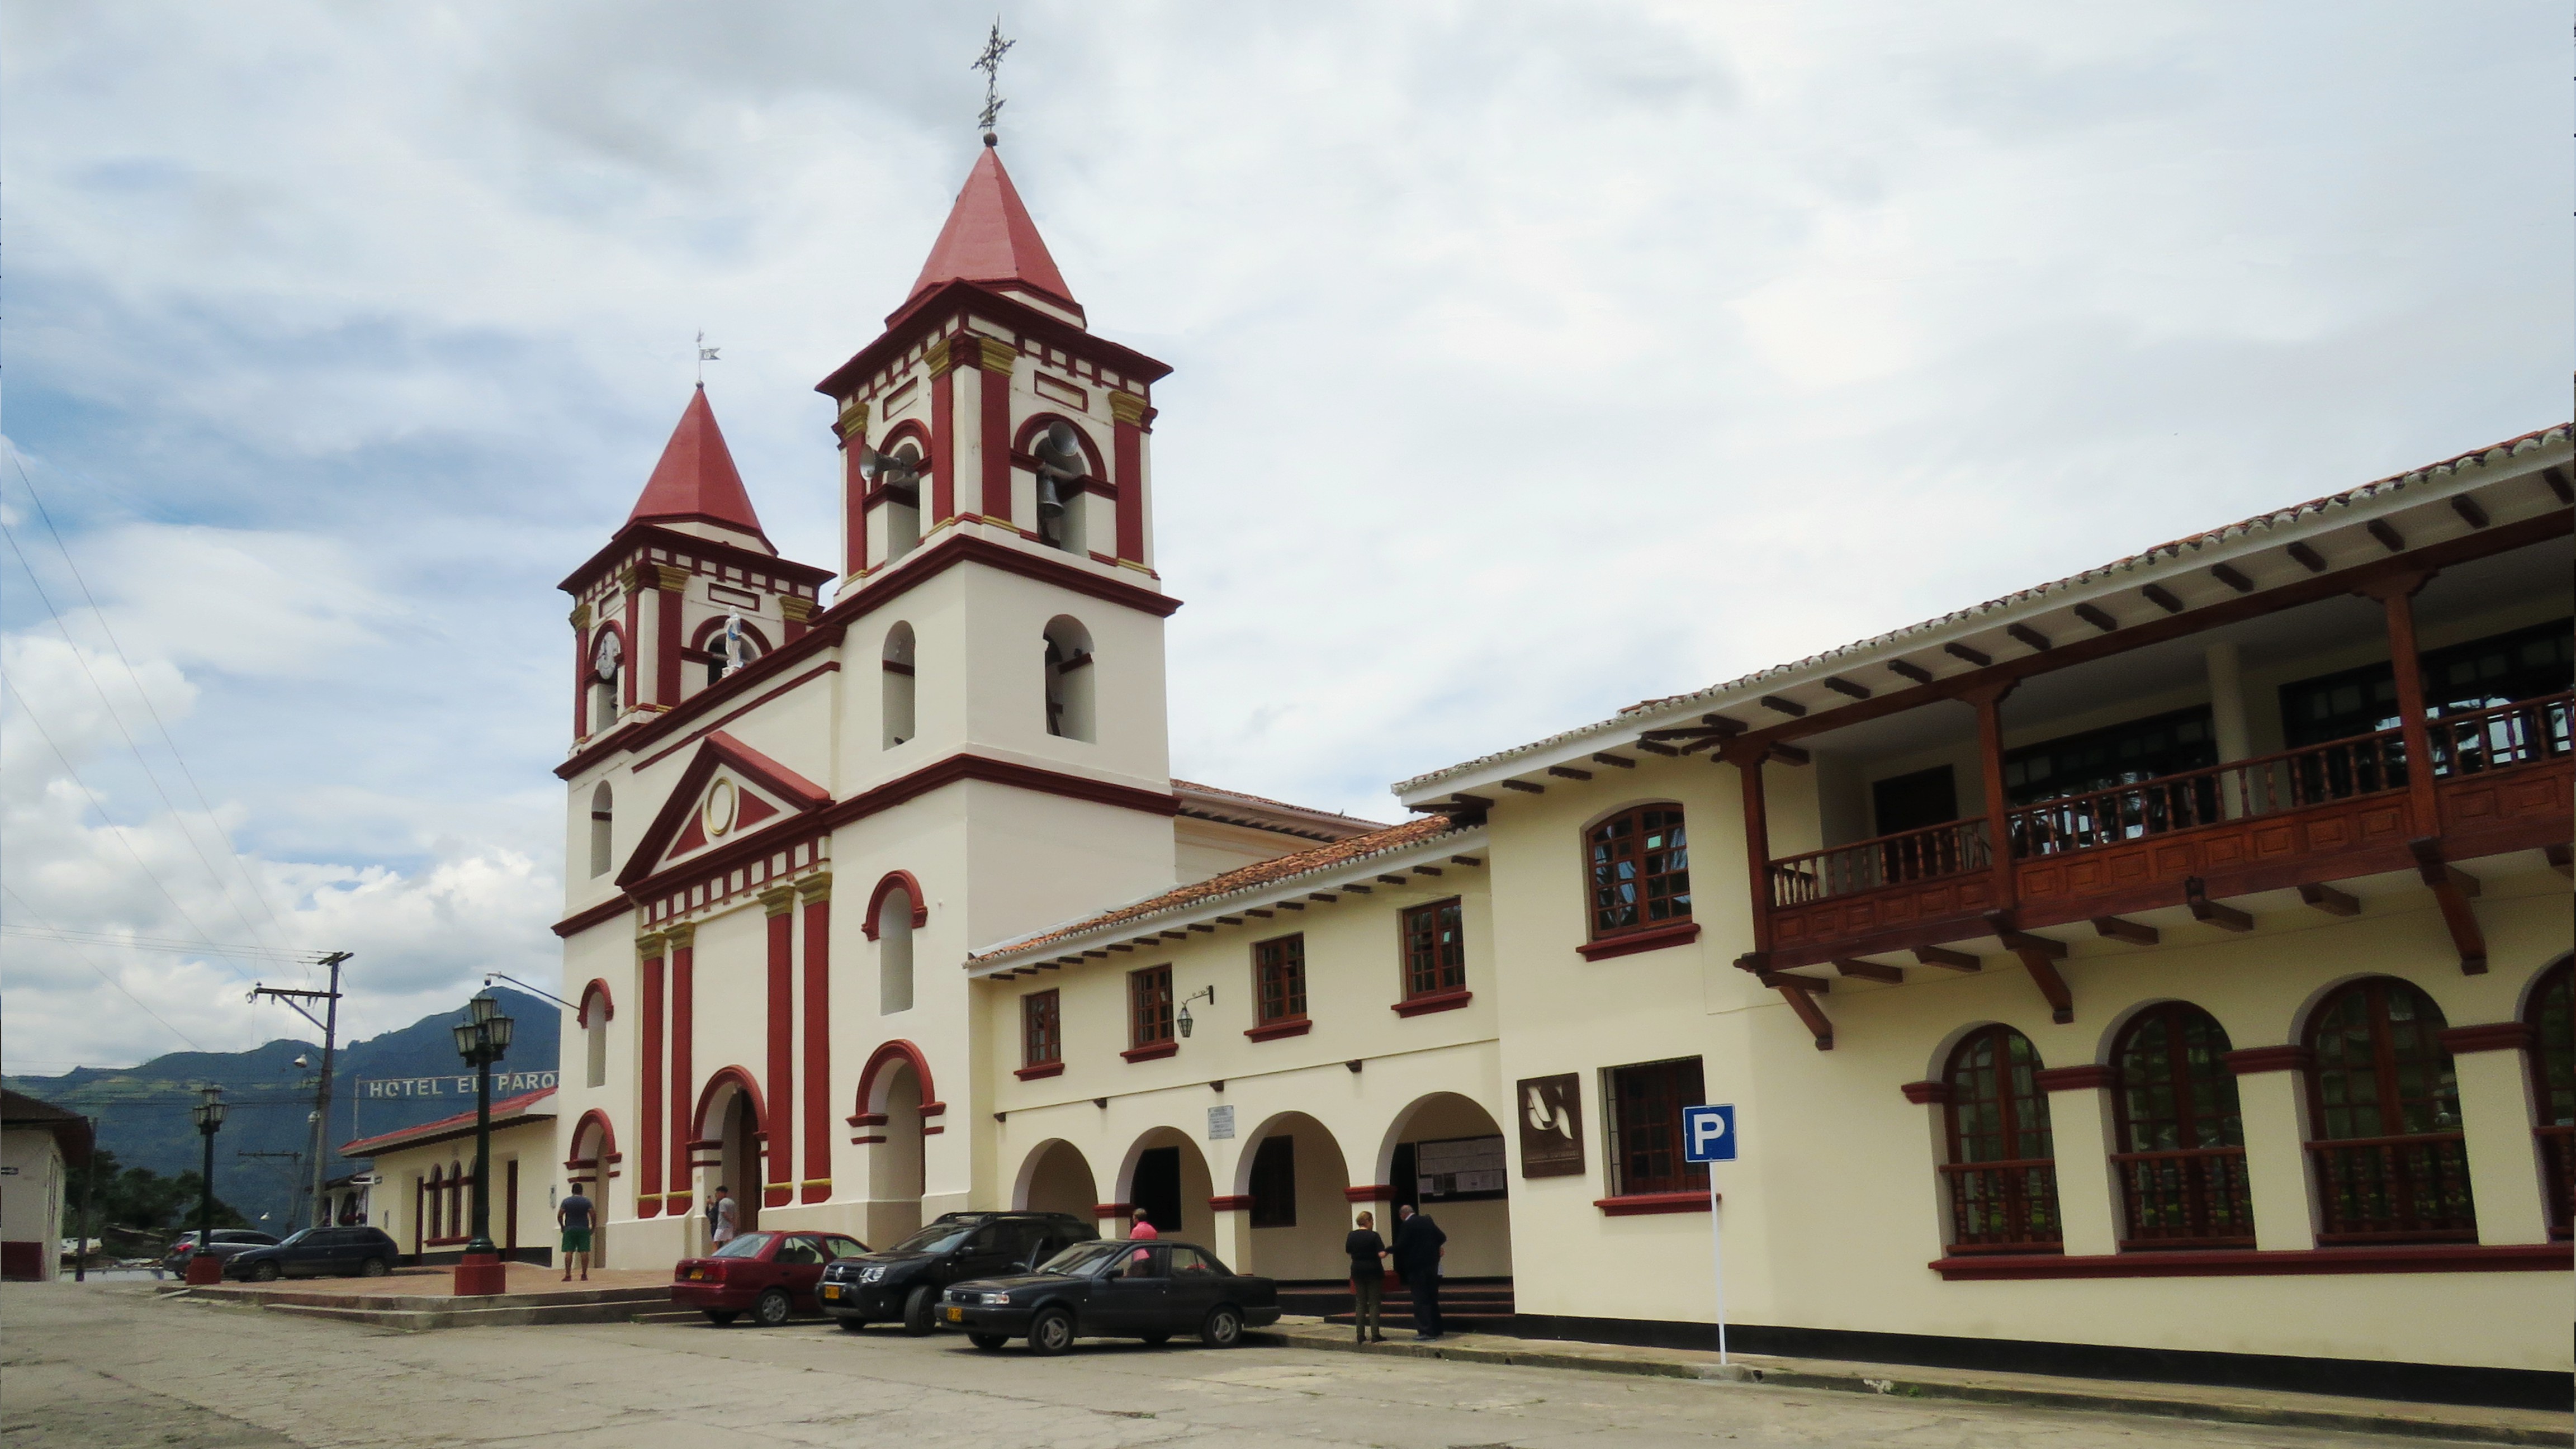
551,143,2572,1397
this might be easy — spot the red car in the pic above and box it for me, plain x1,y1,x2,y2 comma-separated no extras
673,1230,871,1326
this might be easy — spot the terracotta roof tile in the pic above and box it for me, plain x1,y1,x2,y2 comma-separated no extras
339,1087,555,1159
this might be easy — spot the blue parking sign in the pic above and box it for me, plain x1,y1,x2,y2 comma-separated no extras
1683,1104,1736,1163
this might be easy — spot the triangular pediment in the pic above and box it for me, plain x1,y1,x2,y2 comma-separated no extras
618,732,831,889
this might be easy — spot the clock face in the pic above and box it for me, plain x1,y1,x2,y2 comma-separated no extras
704,779,737,837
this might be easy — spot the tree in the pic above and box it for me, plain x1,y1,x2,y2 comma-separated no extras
64,1150,247,1237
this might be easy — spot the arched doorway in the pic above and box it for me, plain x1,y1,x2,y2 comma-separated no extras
1230,1111,1354,1281
692,1070,766,1249
856,1040,941,1247
1015,1139,1100,1219
1117,1128,1213,1243
1376,1093,1515,1278
567,1110,617,1267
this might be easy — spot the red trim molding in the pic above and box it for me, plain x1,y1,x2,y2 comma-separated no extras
1933,1242,2572,1281
854,1039,940,1123
1092,1202,1132,1219
1121,1041,1178,1063
553,898,634,939
1245,1017,1313,1041
1343,1184,1394,1204
862,870,930,940
576,979,615,1026
1901,1080,1954,1105
2438,1022,2537,1054
2032,1064,2116,1092
1014,1062,1065,1081
1391,988,1473,1018
1578,920,1702,962
615,731,832,888
1595,1191,1717,1216
2224,1045,2314,1076
1206,1195,1255,1212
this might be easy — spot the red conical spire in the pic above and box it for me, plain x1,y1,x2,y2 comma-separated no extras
901,145,1079,320
626,387,769,544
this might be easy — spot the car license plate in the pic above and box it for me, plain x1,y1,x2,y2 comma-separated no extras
944,1305,965,1322
822,1285,840,1300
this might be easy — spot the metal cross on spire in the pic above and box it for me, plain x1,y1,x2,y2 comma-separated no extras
973,18,1015,144
695,330,720,386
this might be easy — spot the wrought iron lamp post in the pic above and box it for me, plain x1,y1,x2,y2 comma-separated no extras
449,992,515,1295
183,1086,228,1284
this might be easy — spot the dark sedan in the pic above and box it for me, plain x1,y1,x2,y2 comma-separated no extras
161,1229,278,1277
934,1239,1279,1355
224,1226,400,1280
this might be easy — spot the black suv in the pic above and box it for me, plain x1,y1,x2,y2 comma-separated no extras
820,1211,1097,1334
224,1225,402,1281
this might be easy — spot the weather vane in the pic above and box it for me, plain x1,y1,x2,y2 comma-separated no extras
696,330,720,387
973,18,1015,145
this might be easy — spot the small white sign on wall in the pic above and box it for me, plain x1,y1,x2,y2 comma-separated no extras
1206,1105,1235,1140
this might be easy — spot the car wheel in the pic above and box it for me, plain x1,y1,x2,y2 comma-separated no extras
899,1284,937,1337
753,1289,794,1328
704,1310,739,1325
834,1317,869,1333
967,1333,1008,1351
1200,1305,1244,1348
250,1261,282,1282
1027,1308,1075,1357
358,1257,391,1278
1139,1333,1171,1347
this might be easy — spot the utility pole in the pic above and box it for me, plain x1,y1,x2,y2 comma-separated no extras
250,951,351,1230
74,1116,98,1282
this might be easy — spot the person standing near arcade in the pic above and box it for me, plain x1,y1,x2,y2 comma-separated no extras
557,1187,595,1282
1390,1203,1446,1341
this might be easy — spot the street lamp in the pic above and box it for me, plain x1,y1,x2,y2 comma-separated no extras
449,992,515,1296
1176,984,1215,1039
184,1086,228,1285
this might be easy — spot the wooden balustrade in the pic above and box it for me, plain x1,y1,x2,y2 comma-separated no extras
2423,691,2573,777
2308,1132,2477,1243
2537,1124,2574,1242
2010,729,2407,859
2110,1145,2254,1249
1938,1157,2062,1252
1769,819,1990,908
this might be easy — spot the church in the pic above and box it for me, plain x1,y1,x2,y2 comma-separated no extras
531,140,2572,1400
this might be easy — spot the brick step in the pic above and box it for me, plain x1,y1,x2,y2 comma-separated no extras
264,1299,660,1330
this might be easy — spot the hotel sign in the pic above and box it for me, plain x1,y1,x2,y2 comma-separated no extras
363,1072,558,1098
1516,1073,1585,1178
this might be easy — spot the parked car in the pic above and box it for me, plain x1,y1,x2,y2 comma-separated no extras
819,1211,1098,1334
671,1230,871,1326
160,1229,279,1276
224,1226,401,1281
934,1239,1280,1355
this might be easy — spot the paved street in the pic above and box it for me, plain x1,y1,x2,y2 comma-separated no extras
0,1284,2494,1449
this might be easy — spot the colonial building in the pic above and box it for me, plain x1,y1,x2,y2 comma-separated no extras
552,141,2572,1399
344,1087,557,1266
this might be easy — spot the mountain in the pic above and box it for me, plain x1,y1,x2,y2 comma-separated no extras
2,988,560,1230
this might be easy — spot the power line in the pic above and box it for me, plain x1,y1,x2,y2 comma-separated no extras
0,886,207,1052
6,453,302,969
0,923,324,965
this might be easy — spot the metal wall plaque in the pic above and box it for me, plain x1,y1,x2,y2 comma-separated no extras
1516,1073,1585,1178
1206,1104,1236,1140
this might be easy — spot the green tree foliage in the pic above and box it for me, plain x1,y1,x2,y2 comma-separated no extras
63,1149,248,1237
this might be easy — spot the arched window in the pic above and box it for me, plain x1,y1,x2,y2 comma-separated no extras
876,438,925,563
1043,617,1095,742
2111,1003,2251,1248
2305,978,2474,1242
1027,419,1095,556
1940,1025,2059,1252
589,627,622,732
882,623,916,750
448,1160,466,1240
2526,958,2573,1239
1586,804,1690,940
694,617,766,686
425,1166,443,1239
588,783,613,879
878,883,916,1015
585,1010,609,1089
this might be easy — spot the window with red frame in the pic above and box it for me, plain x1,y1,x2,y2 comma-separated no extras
1942,1024,2060,1252
2111,1002,2251,1249
2305,977,2474,1243
1022,989,1061,1068
1587,806,1690,938
1402,898,1465,999
1603,1057,1708,1197
1129,965,1173,1049
1254,936,1306,1024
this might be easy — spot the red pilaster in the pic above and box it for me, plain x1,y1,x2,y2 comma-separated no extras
622,582,641,709
978,347,1014,522
930,359,956,523
800,878,833,1204
572,618,590,737
1109,394,1150,563
655,575,684,707
842,433,868,577
637,944,665,1216
667,926,696,1211
762,890,795,1210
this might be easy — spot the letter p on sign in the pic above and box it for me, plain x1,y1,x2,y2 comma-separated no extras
1683,1104,1736,1163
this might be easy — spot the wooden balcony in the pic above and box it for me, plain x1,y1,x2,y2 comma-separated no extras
1764,693,2572,968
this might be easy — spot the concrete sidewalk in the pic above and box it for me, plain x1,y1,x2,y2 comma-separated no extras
1257,1321,2569,1447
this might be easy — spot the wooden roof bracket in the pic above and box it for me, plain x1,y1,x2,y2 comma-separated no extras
1745,956,1832,1049
1983,911,2073,1024
2407,837,2488,974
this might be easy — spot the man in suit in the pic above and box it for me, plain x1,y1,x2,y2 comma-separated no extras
1390,1203,1447,1341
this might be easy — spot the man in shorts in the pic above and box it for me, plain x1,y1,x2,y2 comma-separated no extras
557,1187,595,1281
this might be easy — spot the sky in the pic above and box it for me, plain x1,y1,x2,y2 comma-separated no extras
0,3,2564,1072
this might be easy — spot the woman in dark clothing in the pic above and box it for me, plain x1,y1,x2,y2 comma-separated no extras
1344,1211,1389,1343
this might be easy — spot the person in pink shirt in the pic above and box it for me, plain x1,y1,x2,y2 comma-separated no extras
1127,1207,1159,1240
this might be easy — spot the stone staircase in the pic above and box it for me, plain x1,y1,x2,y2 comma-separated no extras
162,1281,673,1330
1276,1277,1515,1336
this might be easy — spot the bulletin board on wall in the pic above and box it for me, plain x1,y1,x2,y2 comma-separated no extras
1412,1135,1508,1202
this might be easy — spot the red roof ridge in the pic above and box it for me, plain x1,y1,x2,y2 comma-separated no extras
626,387,770,545
898,146,1079,323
